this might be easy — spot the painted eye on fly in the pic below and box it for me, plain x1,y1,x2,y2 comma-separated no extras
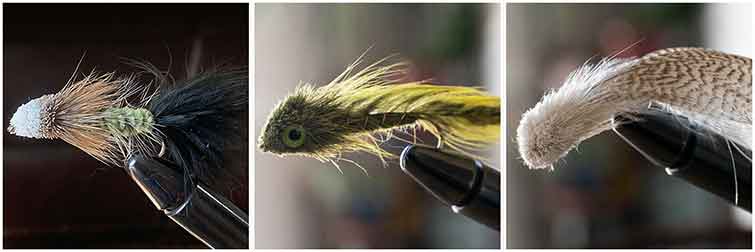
282,125,306,148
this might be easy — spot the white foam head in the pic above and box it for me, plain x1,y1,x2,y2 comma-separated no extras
8,95,51,138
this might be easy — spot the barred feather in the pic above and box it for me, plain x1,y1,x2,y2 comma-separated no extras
517,47,752,170
258,57,500,165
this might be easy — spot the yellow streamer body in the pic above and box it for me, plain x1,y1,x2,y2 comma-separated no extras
258,57,500,166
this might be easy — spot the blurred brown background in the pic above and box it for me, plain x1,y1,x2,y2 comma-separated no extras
3,3,248,248
507,3,752,248
255,3,500,249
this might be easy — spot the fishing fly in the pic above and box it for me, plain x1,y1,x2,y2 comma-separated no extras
8,58,248,186
517,47,752,170
258,55,500,172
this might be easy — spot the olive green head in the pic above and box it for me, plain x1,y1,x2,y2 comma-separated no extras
258,88,350,159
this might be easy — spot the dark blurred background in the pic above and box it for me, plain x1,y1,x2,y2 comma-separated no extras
3,4,248,248
507,3,752,248
256,3,500,249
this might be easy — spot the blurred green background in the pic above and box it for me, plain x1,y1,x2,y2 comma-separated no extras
507,3,752,248
255,3,500,249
